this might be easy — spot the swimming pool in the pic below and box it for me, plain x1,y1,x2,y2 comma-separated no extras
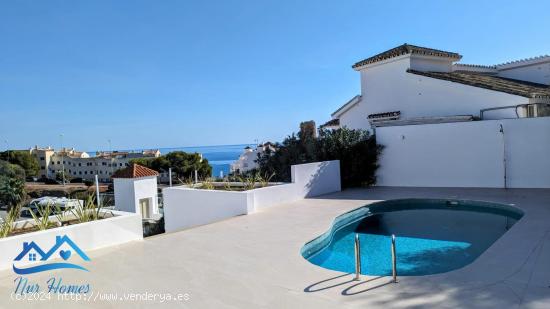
301,199,523,276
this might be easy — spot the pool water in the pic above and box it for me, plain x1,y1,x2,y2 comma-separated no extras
302,199,523,276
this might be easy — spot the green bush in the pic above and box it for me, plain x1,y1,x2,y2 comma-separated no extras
0,175,25,210
0,151,39,177
0,160,26,180
257,127,383,188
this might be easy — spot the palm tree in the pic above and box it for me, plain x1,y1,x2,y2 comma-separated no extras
0,176,25,211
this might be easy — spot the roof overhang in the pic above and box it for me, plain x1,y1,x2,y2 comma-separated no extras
331,95,362,118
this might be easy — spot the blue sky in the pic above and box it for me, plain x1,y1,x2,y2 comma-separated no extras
1,0,549,151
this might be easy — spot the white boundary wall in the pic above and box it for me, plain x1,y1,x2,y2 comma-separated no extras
0,210,143,270
163,160,341,232
376,117,550,188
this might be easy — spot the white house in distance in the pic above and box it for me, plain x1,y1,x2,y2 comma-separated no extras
322,44,550,188
112,164,160,219
230,143,276,174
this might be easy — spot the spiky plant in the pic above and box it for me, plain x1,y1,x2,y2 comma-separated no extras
0,203,21,237
29,201,55,231
201,177,215,190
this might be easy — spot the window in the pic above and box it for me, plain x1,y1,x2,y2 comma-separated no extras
119,163,123,166
79,171,82,175
51,162,55,165
57,161,60,164
41,167,45,170
40,157,44,161
78,163,81,166
29,253,36,261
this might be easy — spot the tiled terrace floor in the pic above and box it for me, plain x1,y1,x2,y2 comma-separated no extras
1,187,549,308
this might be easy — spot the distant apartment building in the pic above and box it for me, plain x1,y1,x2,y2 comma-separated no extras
30,146,160,182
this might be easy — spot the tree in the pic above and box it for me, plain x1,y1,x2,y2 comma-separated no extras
257,126,383,188
0,160,26,180
55,170,72,183
164,152,211,179
0,175,25,210
0,151,39,177
129,151,212,180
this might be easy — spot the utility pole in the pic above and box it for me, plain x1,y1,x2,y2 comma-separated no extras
108,139,114,177
60,134,65,186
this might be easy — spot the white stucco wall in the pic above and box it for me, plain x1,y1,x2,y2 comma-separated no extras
163,188,250,232
376,117,550,188
291,160,341,198
163,160,341,232
114,178,135,213
340,56,529,130
1,210,142,270
114,176,159,217
498,61,550,85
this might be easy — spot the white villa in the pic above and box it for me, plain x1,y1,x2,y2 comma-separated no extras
323,44,550,131
230,142,276,174
322,44,550,188
30,146,161,182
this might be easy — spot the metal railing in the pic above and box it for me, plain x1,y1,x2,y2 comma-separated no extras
391,234,398,283
354,233,398,283
354,234,361,280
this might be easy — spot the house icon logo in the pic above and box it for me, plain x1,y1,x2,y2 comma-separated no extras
13,235,91,275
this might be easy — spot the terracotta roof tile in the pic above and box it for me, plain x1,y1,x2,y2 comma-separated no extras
112,164,159,179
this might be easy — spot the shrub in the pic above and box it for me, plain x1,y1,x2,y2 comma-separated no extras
0,151,39,177
0,175,26,211
257,126,383,188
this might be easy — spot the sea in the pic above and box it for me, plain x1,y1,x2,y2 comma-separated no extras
93,144,254,177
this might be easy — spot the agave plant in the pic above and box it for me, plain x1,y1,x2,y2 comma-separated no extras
258,172,275,188
29,201,56,231
237,174,257,191
201,177,215,190
54,203,71,226
223,180,233,191
71,195,113,223
0,203,21,238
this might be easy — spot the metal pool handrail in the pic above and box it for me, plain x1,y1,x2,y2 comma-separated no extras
391,234,398,283
354,233,361,280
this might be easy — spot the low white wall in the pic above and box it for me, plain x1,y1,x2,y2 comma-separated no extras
251,183,298,211
1,210,143,270
163,160,341,232
376,117,550,188
291,160,342,197
163,189,249,233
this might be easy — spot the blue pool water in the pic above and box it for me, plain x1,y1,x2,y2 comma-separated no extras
302,199,523,276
